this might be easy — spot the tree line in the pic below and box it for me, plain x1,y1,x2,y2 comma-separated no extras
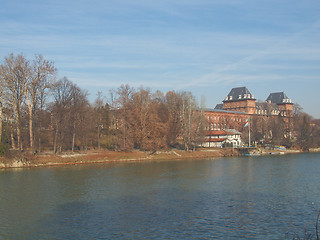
0,54,206,153
0,53,319,154
239,103,320,151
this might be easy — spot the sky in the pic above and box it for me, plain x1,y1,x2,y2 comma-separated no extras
1,0,320,118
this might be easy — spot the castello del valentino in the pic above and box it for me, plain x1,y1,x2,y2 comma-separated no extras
203,87,294,147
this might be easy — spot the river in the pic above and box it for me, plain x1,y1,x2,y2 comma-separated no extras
0,153,320,239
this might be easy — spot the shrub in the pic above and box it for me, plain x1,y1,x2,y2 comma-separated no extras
0,144,9,156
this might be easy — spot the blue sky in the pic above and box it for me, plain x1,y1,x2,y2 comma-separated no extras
1,0,320,118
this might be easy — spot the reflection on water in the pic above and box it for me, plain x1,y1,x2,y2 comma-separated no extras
0,153,320,239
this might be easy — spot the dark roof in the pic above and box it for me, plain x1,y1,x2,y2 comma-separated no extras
205,138,226,143
266,92,293,104
223,87,255,102
214,104,223,110
206,130,241,136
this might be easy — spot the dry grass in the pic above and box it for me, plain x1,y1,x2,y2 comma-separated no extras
0,148,224,169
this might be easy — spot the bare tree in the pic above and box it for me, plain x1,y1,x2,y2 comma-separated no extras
129,88,167,151
94,92,110,149
51,77,92,153
165,91,182,147
110,84,135,151
294,113,314,151
0,74,4,143
180,92,205,151
0,53,29,150
50,77,73,153
69,84,90,152
24,55,56,150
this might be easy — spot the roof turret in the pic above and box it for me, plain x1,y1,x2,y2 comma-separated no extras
223,87,255,102
266,92,293,104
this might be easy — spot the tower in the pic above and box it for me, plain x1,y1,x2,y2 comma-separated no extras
223,87,256,114
266,92,293,117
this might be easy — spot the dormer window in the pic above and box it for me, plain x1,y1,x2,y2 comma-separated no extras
244,94,247,98
238,95,242,99
229,96,233,100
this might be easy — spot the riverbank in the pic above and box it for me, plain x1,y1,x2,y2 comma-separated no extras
0,148,226,169
0,147,312,169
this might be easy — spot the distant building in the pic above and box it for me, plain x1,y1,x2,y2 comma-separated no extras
202,129,242,148
202,87,294,147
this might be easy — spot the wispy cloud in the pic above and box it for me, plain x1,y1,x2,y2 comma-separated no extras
1,0,320,117
178,17,320,88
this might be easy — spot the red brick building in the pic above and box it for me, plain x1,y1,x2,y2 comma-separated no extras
203,87,294,147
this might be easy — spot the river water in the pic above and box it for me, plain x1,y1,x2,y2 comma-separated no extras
0,153,320,239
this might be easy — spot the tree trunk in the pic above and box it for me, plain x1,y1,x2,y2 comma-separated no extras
11,128,16,149
14,107,22,150
72,132,76,152
38,117,42,152
0,101,2,143
97,126,100,149
54,124,58,154
188,103,192,149
38,136,41,153
29,107,34,149
16,126,21,150
72,122,76,152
